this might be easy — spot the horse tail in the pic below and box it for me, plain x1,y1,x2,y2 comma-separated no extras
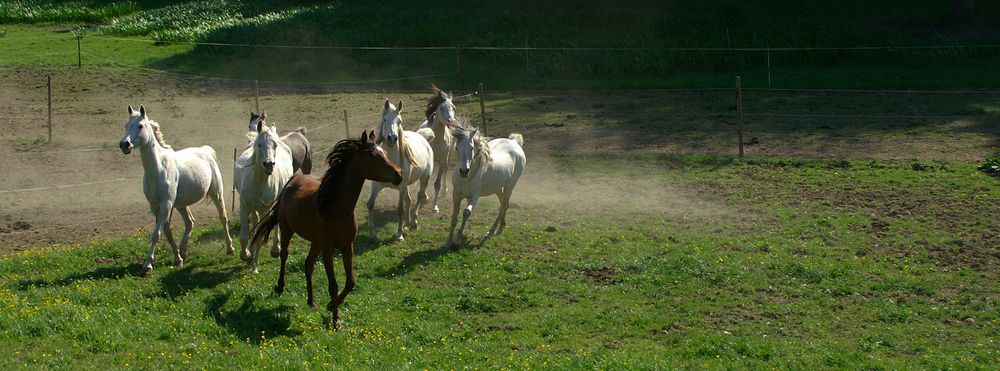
417,127,435,143
295,126,307,134
508,133,524,147
249,177,289,248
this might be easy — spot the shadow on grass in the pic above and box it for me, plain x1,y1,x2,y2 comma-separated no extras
205,292,300,344
373,237,484,278
155,265,242,299
16,265,137,291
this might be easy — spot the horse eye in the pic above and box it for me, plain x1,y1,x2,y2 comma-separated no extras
138,124,144,129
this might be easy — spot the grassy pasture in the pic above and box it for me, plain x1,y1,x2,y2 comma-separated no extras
2,1,1000,368
1,154,999,368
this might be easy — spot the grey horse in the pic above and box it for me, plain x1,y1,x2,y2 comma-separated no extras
248,111,312,174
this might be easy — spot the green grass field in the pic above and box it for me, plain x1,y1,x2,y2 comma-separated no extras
1,155,998,368
2,1,1000,368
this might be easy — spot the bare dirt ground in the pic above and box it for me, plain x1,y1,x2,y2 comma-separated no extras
2,67,998,253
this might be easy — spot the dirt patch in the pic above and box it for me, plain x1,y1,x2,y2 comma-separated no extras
580,267,622,285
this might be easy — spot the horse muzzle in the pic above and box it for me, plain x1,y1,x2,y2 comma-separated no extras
391,172,403,185
386,135,398,147
459,168,470,178
262,162,274,175
119,140,132,154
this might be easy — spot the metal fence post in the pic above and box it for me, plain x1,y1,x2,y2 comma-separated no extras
343,109,350,139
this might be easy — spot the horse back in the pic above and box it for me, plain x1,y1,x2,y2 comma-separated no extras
280,131,312,174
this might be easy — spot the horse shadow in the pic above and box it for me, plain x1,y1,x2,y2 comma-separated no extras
204,292,300,344
373,235,489,278
15,265,137,291
155,265,242,300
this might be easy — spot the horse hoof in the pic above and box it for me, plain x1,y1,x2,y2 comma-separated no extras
395,235,405,242
142,265,153,276
274,285,284,295
308,301,316,308
270,248,280,258
239,250,251,261
173,260,184,268
226,247,235,255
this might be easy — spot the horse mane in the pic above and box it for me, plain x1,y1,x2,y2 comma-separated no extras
148,120,172,149
425,84,448,122
317,138,366,214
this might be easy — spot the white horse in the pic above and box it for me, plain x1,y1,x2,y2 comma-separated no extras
235,121,294,273
118,105,234,275
445,124,526,248
416,85,457,213
367,99,435,242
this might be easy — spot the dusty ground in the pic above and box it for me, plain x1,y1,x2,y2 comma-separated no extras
1,67,998,252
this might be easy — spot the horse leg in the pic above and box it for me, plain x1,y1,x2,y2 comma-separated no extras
411,172,430,230
336,243,356,324
274,220,292,294
239,205,251,261
162,214,181,265
445,195,463,248
321,245,340,325
248,211,264,273
366,182,383,242
177,207,195,262
457,195,479,244
210,191,235,255
432,161,445,214
396,183,409,241
497,181,519,235
144,201,172,275
270,211,283,258
304,243,320,308
162,212,178,255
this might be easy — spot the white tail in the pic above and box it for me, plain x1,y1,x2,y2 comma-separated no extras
508,133,524,146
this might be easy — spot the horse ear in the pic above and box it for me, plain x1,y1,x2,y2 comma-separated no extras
368,131,377,144
360,130,368,143
128,105,135,116
139,105,146,117
396,99,403,112
383,99,391,112
256,121,262,133
448,91,454,99
260,109,267,120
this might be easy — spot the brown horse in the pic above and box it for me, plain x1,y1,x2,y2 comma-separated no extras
250,131,402,325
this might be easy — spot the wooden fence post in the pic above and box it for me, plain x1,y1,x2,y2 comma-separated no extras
254,80,260,113
76,33,82,69
478,82,487,135
47,75,52,143
343,109,350,139
231,147,237,212
736,76,744,158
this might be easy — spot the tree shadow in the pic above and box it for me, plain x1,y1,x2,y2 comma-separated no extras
16,265,137,291
155,265,242,299
204,292,300,344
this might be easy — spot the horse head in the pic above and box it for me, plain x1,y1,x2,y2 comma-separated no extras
379,99,403,147
254,122,280,175
248,109,266,133
119,105,155,154
452,125,479,178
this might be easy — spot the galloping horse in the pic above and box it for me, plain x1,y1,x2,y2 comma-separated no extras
235,121,294,273
248,111,313,174
416,85,458,213
445,123,526,248
118,105,234,275
250,131,402,326
366,99,435,242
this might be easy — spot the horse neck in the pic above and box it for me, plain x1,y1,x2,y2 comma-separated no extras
321,165,366,218
137,139,168,175
431,115,451,142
